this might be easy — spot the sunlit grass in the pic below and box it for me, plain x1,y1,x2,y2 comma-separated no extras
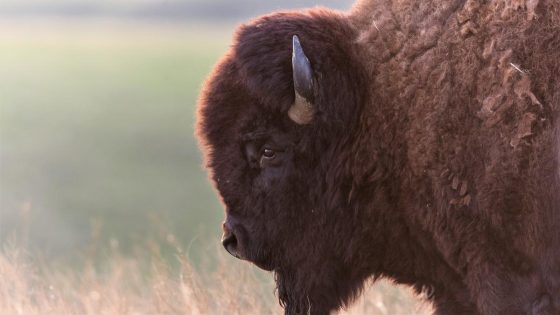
0,242,431,315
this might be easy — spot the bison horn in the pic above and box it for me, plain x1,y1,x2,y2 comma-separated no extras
288,35,315,125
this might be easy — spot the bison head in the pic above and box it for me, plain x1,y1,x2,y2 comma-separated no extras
197,10,377,315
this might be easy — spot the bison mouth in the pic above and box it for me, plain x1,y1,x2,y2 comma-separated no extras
249,254,275,271
229,242,275,271
237,243,275,272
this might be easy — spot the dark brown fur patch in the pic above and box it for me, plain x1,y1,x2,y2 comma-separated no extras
197,1,560,314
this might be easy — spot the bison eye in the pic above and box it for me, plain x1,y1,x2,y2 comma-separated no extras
262,148,275,159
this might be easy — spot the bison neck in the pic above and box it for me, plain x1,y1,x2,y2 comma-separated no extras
345,0,560,310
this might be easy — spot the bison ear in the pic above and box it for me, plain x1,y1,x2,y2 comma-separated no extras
288,35,315,125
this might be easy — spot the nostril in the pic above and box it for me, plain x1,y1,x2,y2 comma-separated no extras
221,232,239,258
221,232,236,248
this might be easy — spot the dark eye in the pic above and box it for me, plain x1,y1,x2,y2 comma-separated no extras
262,148,275,159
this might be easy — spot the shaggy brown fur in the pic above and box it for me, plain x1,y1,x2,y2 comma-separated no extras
196,0,560,314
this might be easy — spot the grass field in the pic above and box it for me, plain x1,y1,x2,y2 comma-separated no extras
0,17,429,314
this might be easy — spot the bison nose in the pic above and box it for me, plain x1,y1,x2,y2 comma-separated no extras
221,224,240,259
222,233,239,258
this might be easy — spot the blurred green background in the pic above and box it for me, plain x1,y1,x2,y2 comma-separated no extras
0,0,352,264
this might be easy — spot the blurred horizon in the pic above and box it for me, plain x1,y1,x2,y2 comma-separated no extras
0,0,353,22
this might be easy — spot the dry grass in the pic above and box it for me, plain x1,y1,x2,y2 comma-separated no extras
0,244,432,315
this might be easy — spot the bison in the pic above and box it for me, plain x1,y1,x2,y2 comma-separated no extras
196,0,560,314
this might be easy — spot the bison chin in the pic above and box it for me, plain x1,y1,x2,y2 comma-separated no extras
273,260,369,315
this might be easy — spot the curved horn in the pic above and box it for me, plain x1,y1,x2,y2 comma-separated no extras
288,35,315,124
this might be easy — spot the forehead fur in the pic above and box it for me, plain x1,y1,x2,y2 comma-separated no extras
197,8,365,151
232,10,351,111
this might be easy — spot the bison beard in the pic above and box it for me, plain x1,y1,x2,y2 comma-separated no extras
196,0,560,314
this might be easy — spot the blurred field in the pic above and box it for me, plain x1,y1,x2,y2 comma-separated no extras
0,18,231,260
0,16,429,314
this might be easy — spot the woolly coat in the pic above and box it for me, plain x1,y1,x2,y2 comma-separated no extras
196,0,560,314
